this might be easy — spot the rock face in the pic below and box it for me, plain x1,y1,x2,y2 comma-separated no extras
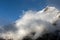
0,6,60,40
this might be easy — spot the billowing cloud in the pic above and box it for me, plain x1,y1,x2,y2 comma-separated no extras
0,6,60,40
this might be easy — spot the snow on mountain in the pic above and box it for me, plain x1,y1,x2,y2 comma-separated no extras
0,6,60,40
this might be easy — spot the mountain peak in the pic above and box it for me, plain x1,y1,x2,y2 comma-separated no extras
43,6,59,12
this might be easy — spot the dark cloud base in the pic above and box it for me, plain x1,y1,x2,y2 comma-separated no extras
0,31,60,40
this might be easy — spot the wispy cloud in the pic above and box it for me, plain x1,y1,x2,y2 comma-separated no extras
47,0,60,10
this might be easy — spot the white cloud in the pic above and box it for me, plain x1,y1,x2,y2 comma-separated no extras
0,6,60,40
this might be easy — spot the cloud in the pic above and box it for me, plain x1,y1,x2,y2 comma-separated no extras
0,6,60,40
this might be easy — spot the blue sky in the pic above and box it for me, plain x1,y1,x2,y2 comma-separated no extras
0,0,47,25
47,0,60,10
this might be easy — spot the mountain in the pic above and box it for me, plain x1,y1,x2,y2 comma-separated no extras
0,6,60,40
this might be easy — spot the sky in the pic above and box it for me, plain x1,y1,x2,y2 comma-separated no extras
0,0,47,25
47,0,60,10
0,0,60,40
